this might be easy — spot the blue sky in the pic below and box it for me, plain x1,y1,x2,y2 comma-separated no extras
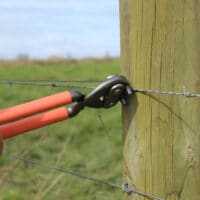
0,0,120,59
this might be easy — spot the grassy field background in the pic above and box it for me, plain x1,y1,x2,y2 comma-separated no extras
0,58,124,200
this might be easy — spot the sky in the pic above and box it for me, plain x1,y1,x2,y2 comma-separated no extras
0,0,120,59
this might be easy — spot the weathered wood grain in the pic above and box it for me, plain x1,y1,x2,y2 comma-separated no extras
119,0,200,199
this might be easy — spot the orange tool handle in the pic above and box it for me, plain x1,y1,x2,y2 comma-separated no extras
0,107,69,139
0,91,72,124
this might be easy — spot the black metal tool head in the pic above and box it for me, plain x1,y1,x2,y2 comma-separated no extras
84,75,132,109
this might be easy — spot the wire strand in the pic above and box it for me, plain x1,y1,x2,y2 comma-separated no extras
133,88,200,98
0,79,199,98
0,79,100,83
0,80,95,89
3,154,164,200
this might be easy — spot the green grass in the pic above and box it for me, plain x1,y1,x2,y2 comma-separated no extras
0,59,123,200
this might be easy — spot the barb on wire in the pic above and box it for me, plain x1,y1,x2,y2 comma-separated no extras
121,183,163,200
3,154,164,200
133,88,200,98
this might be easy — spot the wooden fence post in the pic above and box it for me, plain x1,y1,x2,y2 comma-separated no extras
119,0,200,199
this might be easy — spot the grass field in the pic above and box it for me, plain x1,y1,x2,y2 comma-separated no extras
0,58,124,200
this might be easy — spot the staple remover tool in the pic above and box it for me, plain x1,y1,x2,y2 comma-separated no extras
0,75,132,139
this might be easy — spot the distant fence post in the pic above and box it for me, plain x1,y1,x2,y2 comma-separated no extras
119,0,200,199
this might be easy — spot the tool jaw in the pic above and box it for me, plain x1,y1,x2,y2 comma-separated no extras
84,75,132,109
68,75,132,118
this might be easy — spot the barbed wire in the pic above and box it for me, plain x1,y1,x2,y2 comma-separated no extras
3,154,163,200
0,79,199,98
0,80,95,89
133,88,200,98
2,79,198,200
0,79,100,84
